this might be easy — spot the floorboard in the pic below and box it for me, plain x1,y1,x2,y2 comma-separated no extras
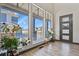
20,41,79,56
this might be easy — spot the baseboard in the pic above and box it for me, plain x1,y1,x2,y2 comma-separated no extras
53,39,79,45
72,42,79,45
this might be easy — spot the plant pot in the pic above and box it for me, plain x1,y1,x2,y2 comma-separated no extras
7,49,14,56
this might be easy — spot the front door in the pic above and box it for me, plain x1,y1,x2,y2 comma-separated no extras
60,14,73,43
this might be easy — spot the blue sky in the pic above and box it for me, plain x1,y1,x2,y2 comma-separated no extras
0,13,51,30
17,14,28,29
17,14,44,29
35,18,43,28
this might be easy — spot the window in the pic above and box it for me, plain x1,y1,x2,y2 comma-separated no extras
32,16,44,44
0,7,29,46
45,19,51,38
13,13,29,41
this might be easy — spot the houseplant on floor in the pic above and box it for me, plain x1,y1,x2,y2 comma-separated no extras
48,28,54,42
1,23,19,56
2,36,18,56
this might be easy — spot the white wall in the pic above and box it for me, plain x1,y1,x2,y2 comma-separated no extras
54,3,79,43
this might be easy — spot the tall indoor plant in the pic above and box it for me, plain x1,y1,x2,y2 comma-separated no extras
1,23,19,55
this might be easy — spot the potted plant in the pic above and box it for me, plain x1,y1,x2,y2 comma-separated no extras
1,36,19,56
48,28,54,42
1,23,19,56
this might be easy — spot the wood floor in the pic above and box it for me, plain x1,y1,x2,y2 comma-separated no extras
20,41,79,56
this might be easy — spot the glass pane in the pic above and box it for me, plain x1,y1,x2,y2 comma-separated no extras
32,17,43,44
62,23,69,29
62,17,69,22
62,23,69,27
62,35,69,40
48,20,51,31
62,29,69,34
45,19,51,38
12,14,28,39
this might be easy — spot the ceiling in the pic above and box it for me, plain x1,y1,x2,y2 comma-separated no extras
35,3,54,14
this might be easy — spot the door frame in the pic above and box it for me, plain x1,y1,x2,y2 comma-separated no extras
59,14,73,43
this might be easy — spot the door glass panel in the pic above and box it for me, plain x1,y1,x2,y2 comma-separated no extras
62,35,69,40
32,17,43,44
62,17,69,22
62,23,69,27
62,29,69,34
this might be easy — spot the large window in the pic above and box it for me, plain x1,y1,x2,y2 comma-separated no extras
11,13,29,41
45,19,51,38
0,7,29,45
32,16,44,44
48,20,51,31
